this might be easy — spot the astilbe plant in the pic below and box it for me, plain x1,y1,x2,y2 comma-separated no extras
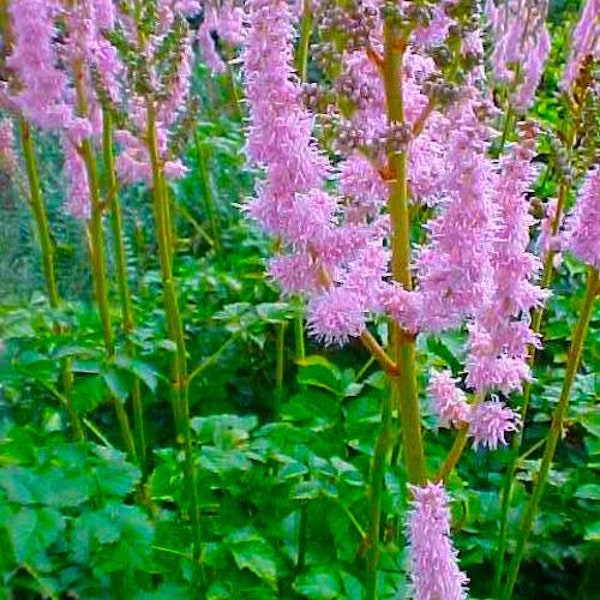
0,0,206,578
241,0,600,598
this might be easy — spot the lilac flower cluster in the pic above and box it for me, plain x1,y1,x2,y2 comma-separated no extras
428,370,521,449
198,0,245,74
3,0,198,218
564,166,600,268
486,0,551,111
467,136,548,394
242,1,545,424
562,0,600,91
407,483,469,600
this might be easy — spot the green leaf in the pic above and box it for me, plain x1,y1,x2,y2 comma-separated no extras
294,567,342,599
296,356,343,395
91,446,141,497
102,367,130,402
584,521,600,542
114,355,160,393
0,466,38,504
574,484,600,500
7,506,65,564
227,529,278,590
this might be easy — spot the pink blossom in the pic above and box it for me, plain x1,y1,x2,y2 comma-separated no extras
415,99,497,331
562,0,600,91
62,136,91,220
487,0,551,111
6,0,73,131
428,371,470,428
307,287,366,345
563,166,600,268
338,153,388,222
469,400,520,450
407,483,469,600
466,138,547,394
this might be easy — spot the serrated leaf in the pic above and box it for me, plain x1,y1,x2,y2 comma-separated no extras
294,567,342,599
227,529,278,589
114,355,160,393
296,356,343,395
102,367,130,402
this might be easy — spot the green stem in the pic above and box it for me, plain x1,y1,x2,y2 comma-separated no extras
381,24,426,486
296,0,312,82
435,426,469,484
73,64,137,461
146,100,203,581
294,311,306,362
502,267,599,599
20,118,83,442
494,158,573,595
102,109,147,475
366,393,394,600
274,320,286,417
498,102,513,155
194,133,221,253
21,120,60,308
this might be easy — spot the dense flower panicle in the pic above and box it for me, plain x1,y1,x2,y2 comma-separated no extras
466,138,546,394
158,31,194,125
198,11,227,74
62,136,91,221
0,118,17,174
415,98,497,332
469,400,520,450
243,0,327,201
338,153,388,222
539,197,561,257
407,483,469,600
562,0,600,91
6,0,73,130
198,0,245,74
487,0,551,111
243,0,369,342
563,166,600,268
428,371,470,428
108,4,194,185
307,287,366,345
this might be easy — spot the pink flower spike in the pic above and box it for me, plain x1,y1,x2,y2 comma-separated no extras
407,482,469,600
428,371,470,429
307,287,366,346
563,166,600,269
469,400,521,450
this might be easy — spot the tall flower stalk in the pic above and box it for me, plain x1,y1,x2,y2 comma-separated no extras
102,108,147,474
73,61,137,462
20,117,83,441
146,99,203,578
502,267,599,599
